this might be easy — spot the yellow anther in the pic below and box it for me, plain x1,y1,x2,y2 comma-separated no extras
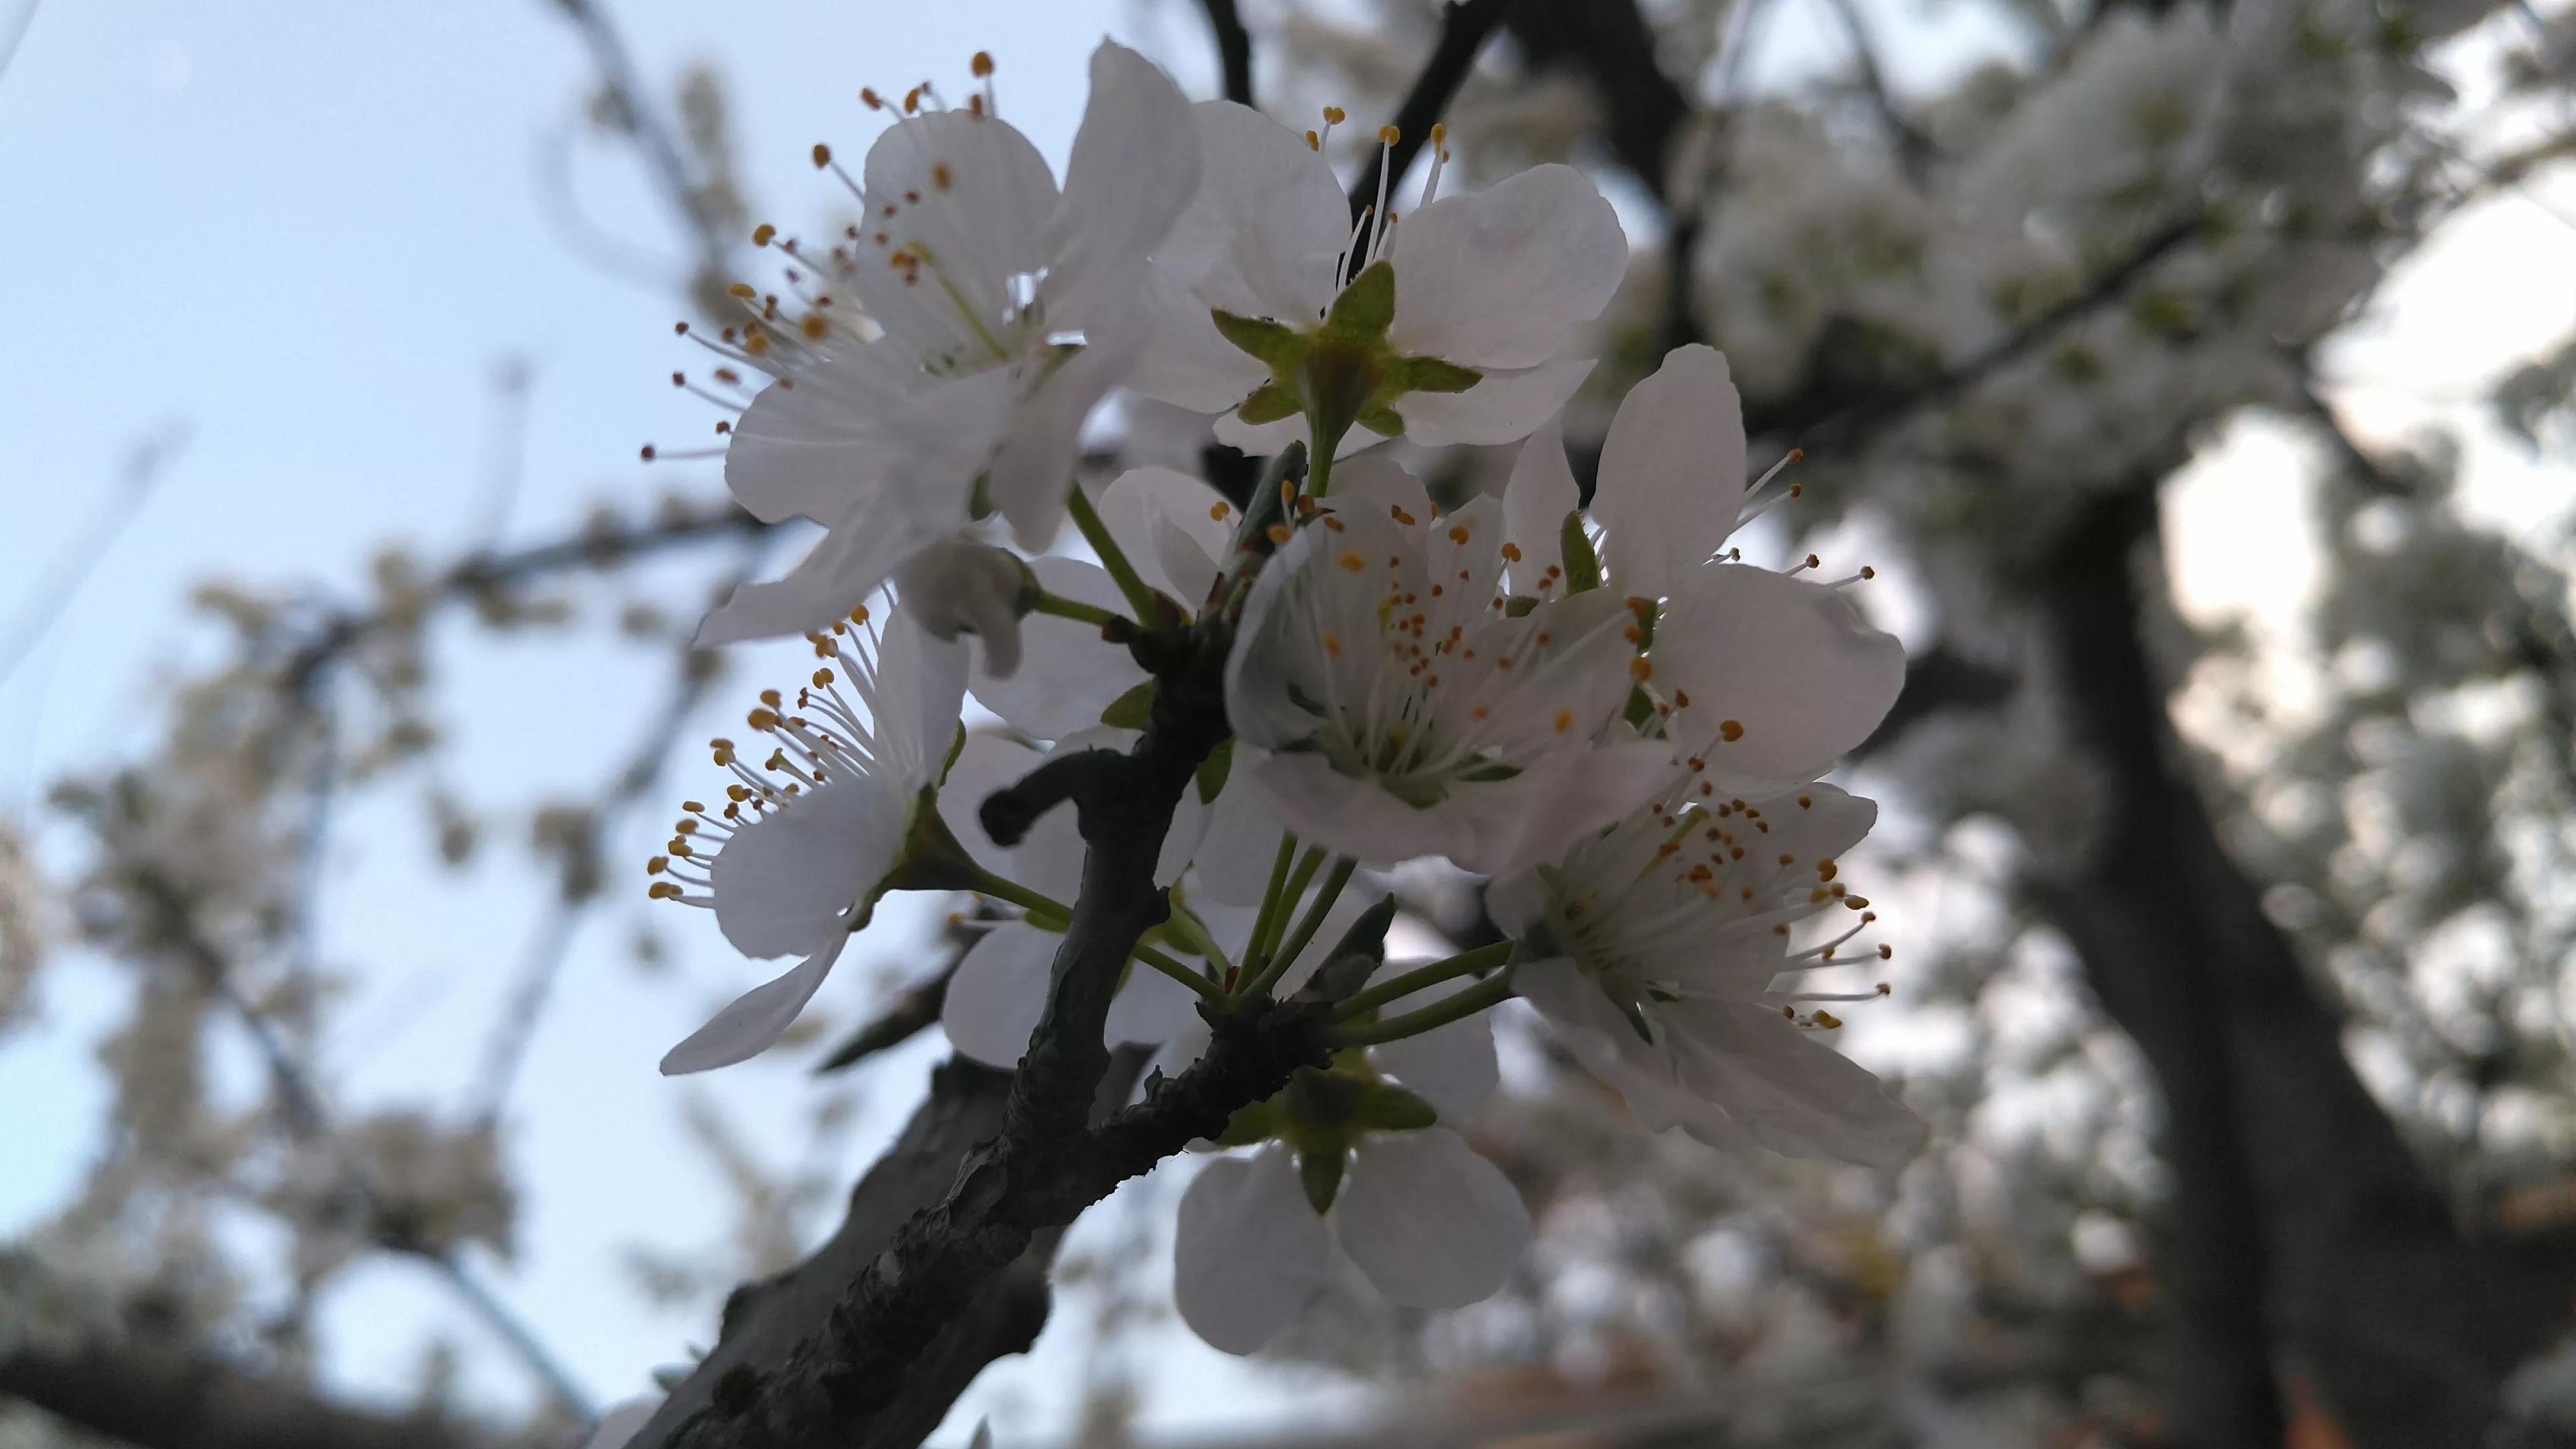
1210,502,1230,521
649,881,683,900
675,819,698,835
850,604,871,624
1306,129,1321,151
727,784,749,802
860,88,883,109
747,708,780,731
759,688,784,708
1378,124,1399,144
932,162,953,191
681,800,705,814
1447,524,1470,545
1817,859,1837,881
971,50,995,76
812,142,833,168
1719,719,1744,742
813,668,835,686
1552,708,1574,733
669,839,693,858
1812,1011,1843,1030
1430,122,1446,145
647,857,668,874
1322,632,1342,657
1338,551,1365,572
801,313,829,339
1267,523,1293,545
751,223,777,246
728,282,757,298
1500,542,1522,562
1323,106,1346,125
1629,657,1653,682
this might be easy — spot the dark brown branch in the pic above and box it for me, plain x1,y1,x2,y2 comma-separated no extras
814,961,959,1074
1197,0,1255,106
0,1333,490,1449
1346,0,1514,233
1503,0,1693,191
2028,480,2576,1446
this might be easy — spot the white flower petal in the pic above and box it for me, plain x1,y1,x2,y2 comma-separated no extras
896,541,1028,679
661,934,849,1075
941,920,1062,1069
1214,409,1385,457
1129,268,1273,415
877,607,969,786
1173,1148,1332,1354
1105,957,1203,1046
1366,979,1499,1124
1161,101,1348,322
968,557,1149,741
1097,466,1235,602
850,111,1059,366
1501,415,1577,597
1384,164,1626,370
695,493,951,647
1336,1128,1531,1309
1391,358,1595,448
1325,456,1435,523
720,341,925,525
707,773,906,959
1593,344,1747,601
1654,565,1905,790
1660,1000,1927,1171
1192,769,1293,906
1244,741,1676,881
984,315,1146,550
939,732,1045,878
1043,41,1201,329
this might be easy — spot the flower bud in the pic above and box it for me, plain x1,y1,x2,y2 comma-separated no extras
894,539,1039,678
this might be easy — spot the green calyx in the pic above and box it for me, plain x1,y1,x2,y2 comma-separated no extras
1211,1051,1440,1212
1211,260,1482,475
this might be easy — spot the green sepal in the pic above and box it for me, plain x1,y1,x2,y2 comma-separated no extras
1350,1084,1438,1132
1354,402,1405,437
1211,309,1306,371
1560,511,1603,593
1196,737,1235,805
1503,594,1540,618
1162,898,1230,964
1324,260,1395,339
1214,1098,1281,1148
1623,684,1658,731
1099,680,1155,730
1297,1144,1348,1214
1385,356,1481,394
1236,382,1304,427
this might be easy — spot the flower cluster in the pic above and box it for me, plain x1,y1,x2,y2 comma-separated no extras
640,41,1921,1357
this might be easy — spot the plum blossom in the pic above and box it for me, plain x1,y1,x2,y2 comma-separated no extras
1491,783,1925,1170
1508,344,1906,796
649,608,965,1073
695,41,1200,645
1223,464,1676,877
1171,981,1517,1354
1131,102,1625,455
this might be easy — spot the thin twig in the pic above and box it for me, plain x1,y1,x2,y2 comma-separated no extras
549,0,730,276
0,422,186,689
1197,0,1254,106
1346,0,1513,230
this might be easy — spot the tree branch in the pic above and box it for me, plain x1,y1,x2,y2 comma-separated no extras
0,1333,492,1449
1197,0,1254,106
1346,0,1514,229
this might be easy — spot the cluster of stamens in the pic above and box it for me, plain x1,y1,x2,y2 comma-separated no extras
643,608,889,906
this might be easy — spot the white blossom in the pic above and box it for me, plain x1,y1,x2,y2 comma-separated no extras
1223,463,1676,877
698,41,1201,645
1131,101,1625,453
651,608,965,1073
1171,983,1518,1354
1492,783,1925,1170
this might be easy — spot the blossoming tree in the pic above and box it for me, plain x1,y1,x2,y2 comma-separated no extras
7,0,2576,1447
